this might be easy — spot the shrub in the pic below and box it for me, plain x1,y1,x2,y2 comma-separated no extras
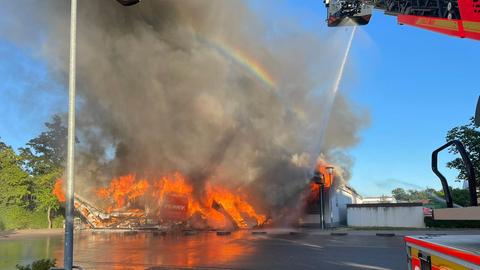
16,259,56,270
424,217,480,228
52,216,64,229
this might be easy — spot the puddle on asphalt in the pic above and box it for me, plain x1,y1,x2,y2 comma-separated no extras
0,230,257,270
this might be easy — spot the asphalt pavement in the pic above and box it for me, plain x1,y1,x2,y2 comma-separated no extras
5,228,480,269
220,232,407,270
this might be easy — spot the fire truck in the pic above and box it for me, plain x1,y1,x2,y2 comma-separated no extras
325,0,480,40
402,100,480,269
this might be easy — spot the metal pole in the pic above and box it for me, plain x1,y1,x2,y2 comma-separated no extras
319,184,325,230
64,0,77,269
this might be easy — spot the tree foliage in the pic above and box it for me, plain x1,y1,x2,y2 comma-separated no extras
0,115,68,229
19,115,68,228
445,117,480,185
391,188,409,201
451,188,471,207
391,187,431,202
392,187,471,207
0,142,31,207
20,115,67,176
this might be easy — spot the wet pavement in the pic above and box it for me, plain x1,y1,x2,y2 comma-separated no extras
1,229,410,270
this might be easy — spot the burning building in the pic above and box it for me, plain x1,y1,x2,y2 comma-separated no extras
54,173,267,231
5,1,370,231
53,161,360,230
300,163,362,227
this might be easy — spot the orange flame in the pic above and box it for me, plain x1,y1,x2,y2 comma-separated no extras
307,164,336,204
315,163,334,188
53,179,66,202
96,172,266,229
53,172,266,229
97,174,149,210
204,184,266,228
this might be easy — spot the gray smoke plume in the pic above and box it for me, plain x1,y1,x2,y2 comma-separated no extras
0,1,369,211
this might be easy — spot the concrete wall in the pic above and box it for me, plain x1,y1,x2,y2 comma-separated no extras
347,203,425,228
434,207,480,220
362,196,397,204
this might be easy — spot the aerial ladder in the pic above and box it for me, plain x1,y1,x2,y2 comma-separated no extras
325,0,480,40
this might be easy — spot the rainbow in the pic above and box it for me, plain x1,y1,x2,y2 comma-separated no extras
199,36,277,90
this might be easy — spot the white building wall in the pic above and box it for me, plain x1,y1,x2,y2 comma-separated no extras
300,184,362,227
326,185,362,226
347,204,425,228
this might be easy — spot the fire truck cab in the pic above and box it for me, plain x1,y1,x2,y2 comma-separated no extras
404,98,480,269
406,235,480,269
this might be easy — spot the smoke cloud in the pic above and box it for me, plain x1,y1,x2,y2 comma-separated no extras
0,1,369,211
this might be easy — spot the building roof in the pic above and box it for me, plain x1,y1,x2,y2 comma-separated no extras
347,202,423,208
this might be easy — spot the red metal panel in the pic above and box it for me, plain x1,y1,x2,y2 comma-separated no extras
160,193,189,221
457,0,480,40
458,0,480,21
405,236,480,266
411,257,421,270
397,15,480,40
397,15,465,37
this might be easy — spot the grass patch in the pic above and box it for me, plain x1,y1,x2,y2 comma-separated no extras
0,206,63,230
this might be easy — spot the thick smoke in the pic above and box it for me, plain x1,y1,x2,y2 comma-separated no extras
0,1,369,211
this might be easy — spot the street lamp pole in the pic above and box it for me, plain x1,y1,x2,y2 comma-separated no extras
64,0,77,269
311,171,325,230
325,166,334,227
319,181,325,229
326,167,334,183
62,2,139,269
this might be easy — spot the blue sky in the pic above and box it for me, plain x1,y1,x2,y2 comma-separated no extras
0,1,478,196
0,40,65,150
251,0,479,196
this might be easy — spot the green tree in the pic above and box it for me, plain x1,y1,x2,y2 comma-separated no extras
407,189,430,201
392,187,470,208
391,188,410,201
20,115,68,228
451,188,471,207
33,171,62,228
20,115,68,176
0,141,31,207
445,117,480,185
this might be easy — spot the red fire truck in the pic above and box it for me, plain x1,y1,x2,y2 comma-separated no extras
325,0,480,40
405,235,480,269
403,101,480,269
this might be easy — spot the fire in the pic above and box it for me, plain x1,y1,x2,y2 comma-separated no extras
315,163,334,188
149,172,266,229
97,174,149,210
204,184,266,228
307,164,336,204
53,172,266,230
53,179,65,202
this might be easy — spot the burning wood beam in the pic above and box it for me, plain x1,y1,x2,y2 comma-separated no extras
212,200,242,230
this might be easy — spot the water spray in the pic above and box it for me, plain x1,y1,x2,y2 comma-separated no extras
311,26,357,170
